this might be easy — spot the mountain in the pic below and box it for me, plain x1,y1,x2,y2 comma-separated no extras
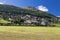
0,4,56,17
24,6,57,18
0,4,57,22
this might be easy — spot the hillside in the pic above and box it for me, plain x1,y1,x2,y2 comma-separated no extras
0,4,57,25
0,19,10,23
0,4,56,18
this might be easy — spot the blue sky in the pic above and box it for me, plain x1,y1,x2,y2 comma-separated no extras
0,0,60,16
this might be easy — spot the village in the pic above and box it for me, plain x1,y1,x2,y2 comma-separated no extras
7,14,52,26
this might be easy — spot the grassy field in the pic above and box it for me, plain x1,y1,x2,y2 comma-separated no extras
0,26,60,40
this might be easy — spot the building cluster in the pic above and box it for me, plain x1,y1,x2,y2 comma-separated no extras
8,14,51,26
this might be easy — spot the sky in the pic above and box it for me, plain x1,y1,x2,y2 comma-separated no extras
0,0,60,16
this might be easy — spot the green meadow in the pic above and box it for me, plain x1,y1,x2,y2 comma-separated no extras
0,26,60,40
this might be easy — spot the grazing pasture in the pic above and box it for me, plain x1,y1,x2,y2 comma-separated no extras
0,26,60,40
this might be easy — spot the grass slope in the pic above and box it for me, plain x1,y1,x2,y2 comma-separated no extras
0,19,10,23
0,26,60,40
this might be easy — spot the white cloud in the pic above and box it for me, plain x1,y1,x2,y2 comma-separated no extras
0,2,4,4
37,5,48,12
57,16,60,17
0,0,6,4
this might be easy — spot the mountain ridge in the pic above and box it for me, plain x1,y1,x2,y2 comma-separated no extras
0,4,57,20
